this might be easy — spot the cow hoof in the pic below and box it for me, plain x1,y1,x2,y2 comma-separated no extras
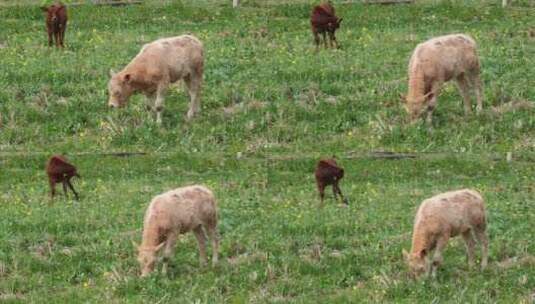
186,110,198,120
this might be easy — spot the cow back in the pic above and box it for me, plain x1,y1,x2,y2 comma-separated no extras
315,159,344,182
46,155,77,177
311,3,338,28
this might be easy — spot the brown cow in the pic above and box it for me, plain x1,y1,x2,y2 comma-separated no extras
310,2,342,50
46,155,80,200
41,3,68,48
315,157,348,206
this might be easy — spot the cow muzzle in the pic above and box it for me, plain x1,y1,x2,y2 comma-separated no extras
108,100,121,108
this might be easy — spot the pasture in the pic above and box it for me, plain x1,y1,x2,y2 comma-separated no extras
0,0,534,302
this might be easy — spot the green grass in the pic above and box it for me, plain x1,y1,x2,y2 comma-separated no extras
0,0,534,302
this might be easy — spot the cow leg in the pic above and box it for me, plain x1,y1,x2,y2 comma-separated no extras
334,182,347,205
327,31,337,48
49,180,56,199
425,83,442,126
58,28,63,48
58,30,63,48
67,179,79,200
154,82,169,124
193,226,208,266
430,233,449,278
425,93,437,126
474,75,484,114
184,73,202,120
469,70,484,113
474,226,489,269
145,93,156,112
328,32,338,49
322,32,327,48
462,230,476,269
204,221,219,266
62,180,69,198
55,30,60,48
161,231,177,275
317,182,325,207
332,183,339,201
60,26,66,48
55,31,61,48
47,29,53,47
455,74,473,116
313,30,320,51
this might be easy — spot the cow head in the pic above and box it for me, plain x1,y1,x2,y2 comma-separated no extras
336,18,343,29
404,93,431,123
327,18,342,32
41,4,63,22
107,69,134,108
137,242,165,277
403,249,428,279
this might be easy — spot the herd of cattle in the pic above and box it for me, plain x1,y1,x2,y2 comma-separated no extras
39,2,493,279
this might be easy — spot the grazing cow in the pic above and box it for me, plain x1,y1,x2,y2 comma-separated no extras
405,34,483,125
136,185,219,277
310,2,342,50
108,35,204,124
41,3,68,48
403,189,489,279
46,155,80,200
315,157,348,206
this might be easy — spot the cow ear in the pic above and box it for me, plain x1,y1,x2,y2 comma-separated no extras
109,69,116,77
338,18,343,24
40,6,48,12
402,249,409,261
418,249,427,258
399,93,406,103
155,242,165,252
123,74,132,83
423,91,434,99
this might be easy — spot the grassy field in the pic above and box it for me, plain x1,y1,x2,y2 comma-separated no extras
0,0,534,303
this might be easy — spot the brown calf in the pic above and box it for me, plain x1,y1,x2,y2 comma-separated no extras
46,155,80,200
41,3,68,48
310,2,342,49
315,157,348,206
